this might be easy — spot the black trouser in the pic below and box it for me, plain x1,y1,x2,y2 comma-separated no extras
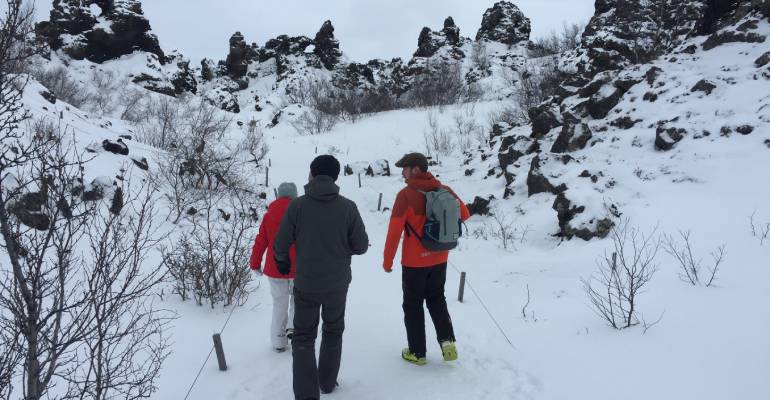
292,286,347,400
402,263,456,358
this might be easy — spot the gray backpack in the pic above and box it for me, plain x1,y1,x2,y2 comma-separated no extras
406,187,462,251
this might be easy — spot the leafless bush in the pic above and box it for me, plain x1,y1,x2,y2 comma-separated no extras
291,106,338,135
423,111,454,157
453,104,483,148
750,210,770,246
487,103,525,133
240,119,269,165
471,42,492,76
135,95,184,149
529,22,584,57
407,60,479,108
162,190,256,307
488,205,531,250
663,230,726,287
582,220,660,329
515,61,564,122
31,65,89,107
66,181,172,400
0,116,171,399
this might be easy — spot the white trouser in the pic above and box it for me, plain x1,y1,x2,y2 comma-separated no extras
268,277,294,349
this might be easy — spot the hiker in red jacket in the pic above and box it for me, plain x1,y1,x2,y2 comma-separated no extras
383,152,470,365
250,182,298,352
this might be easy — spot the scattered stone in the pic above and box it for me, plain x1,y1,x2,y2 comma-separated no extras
102,139,129,155
645,66,663,85
655,123,687,151
691,79,717,95
643,92,658,102
131,157,149,171
702,30,766,51
579,170,591,178
498,135,538,169
551,118,593,153
721,126,733,136
40,90,57,104
736,125,754,135
765,139,770,148
552,193,614,241
756,51,770,68
465,169,474,176
611,116,641,129
681,44,698,54
526,156,567,197
529,103,561,138
466,196,491,216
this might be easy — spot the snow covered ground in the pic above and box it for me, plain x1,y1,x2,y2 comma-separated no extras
142,102,770,400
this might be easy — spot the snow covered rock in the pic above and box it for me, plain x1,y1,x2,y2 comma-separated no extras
655,122,687,151
7,192,50,231
414,17,465,58
314,20,342,70
225,31,250,79
466,196,492,216
36,0,165,64
526,155,567,197
497,134,538,169
552,192,614,241
550,117,592,153
475,1,531,45
691,79,717,95
102,138,129,155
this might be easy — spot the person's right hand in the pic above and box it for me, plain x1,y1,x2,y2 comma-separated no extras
253,268,263,277
383,264,392,274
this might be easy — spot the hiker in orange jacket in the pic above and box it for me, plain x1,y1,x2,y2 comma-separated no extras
383,152,470,365
250,182,298,352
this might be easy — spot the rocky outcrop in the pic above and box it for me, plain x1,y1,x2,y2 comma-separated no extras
550,117,593,153
655,121,687,151
414,17,466,58
498,134,539,170
225,32,250,79
467,196,492,216
552,193,614,241
475,1,531,45
314,20,342,70
526,156,567,197
36,0,165,64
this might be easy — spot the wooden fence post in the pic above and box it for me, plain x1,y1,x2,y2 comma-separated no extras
458,272,466,303
377,193,383,211
213,333,228,371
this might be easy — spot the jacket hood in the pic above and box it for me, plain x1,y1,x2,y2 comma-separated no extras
304,175,340,201
268,196,292,212
406,172,442,192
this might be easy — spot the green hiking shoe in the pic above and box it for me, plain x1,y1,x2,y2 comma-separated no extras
401,348,427,365
441,341,458,361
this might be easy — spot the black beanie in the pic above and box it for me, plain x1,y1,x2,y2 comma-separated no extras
310,155,341,181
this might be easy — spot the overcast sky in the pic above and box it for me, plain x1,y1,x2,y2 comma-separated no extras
34,0,595,63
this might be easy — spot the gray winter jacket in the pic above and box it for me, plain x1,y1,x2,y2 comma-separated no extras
273,175,369,293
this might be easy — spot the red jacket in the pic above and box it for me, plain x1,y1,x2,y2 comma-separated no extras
383,172,470,269
250,197,296,279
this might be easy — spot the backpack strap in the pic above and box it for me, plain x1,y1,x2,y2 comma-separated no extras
404,222,422,240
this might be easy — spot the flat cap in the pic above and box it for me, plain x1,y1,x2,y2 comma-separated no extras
394,152,428,170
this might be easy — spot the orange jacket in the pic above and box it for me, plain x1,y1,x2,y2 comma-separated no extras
383,172,470,269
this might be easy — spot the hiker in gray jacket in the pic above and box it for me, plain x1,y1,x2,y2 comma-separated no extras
273,154,369,400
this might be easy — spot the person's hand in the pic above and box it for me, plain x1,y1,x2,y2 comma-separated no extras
253,268,263,277
274,255,291,276
383,263,392,273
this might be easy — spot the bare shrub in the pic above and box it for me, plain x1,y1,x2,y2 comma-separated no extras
582,220,660,329
135,95,184,149
487,103,525,133
488,205,531,250
663,230,726,287
453,104,483,149
423,111,454,157
162,190,256,307
515,61,564,123
31,65,88,107
240,119,269,165
407,60,479,108
529,22,584,57
749,210,770,246
291,106,338,135
471,42,492,76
